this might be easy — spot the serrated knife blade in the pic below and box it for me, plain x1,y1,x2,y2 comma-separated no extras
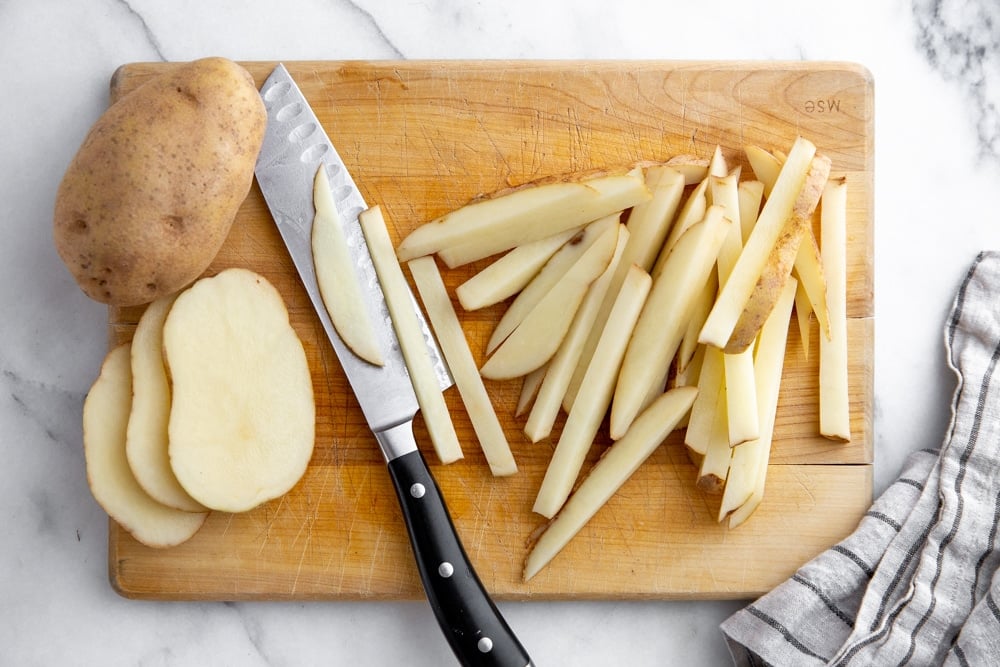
254,64,532,667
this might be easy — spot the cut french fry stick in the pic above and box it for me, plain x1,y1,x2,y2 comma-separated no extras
677,271,718,375
486,215,618,355
312,167,384,367
359,206,463,464
725,278,798,527
454,227,578,310
524,226,629,443
737,180,764,245
515,363,547,418
696,383,731,494
744,145,783,197
674,339,706,391
533,264,652,519
562,167,684,412
711,171,759,445
684,345,724,455
793,220,831,339
664,155,710,184
479,223,619,380
611,206,732,440
623,166,686,270
819,177,851,442
397,166,650,264
656,177,710,269
407,256,516,476
794,279,814,359
712,171,744,283
724,349,759,446
708,145,728,179
698,137,816,350
725,154,831,353
523,386,698,581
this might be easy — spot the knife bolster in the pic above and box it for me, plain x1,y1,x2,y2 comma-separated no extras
374,419,420,462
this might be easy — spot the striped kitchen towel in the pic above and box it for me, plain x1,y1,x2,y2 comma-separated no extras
721,251,1000,666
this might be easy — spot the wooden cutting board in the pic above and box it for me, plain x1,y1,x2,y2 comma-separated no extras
106,60,874,600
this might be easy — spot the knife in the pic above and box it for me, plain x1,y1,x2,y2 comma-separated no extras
254,64,533,667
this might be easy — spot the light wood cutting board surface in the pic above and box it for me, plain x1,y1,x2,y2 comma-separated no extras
106,60,874,600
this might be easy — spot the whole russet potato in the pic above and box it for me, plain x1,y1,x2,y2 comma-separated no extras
53,57,266,306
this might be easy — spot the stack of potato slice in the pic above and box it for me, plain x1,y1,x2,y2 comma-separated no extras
83,269,315,548
394,136,852,580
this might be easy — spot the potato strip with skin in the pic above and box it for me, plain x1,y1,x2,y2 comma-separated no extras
396,167,650,264
698,136,816,350
312,167,385,367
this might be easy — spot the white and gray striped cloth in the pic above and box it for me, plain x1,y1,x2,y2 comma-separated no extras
721,251,1000,666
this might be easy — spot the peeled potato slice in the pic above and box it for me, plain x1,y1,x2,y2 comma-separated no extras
164,268,315,513
126,293,205,513
84,344,208,548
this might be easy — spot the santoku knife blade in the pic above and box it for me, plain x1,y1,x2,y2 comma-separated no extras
254,63,533,667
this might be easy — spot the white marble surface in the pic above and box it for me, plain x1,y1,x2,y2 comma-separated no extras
3,0,999,664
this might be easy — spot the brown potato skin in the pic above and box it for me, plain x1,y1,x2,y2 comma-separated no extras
53,57,266,306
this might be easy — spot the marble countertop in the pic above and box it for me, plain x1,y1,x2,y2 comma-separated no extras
3,1,999,664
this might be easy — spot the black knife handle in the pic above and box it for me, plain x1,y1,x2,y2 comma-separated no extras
386,446,533,667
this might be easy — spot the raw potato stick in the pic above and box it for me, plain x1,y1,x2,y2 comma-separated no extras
486,215,618,355
479,223,619,380
712,170,759,446
676,272,718,375
696,381,732,494
454,227,578,310
408,255,517,476
722,153,831,353
737,180,765,245
563,168,685,411
515,363,548,418
819,177,851,442
396,166,651,264
611,206,732,440
524,225,630,442
725,278,798,527
744,145,783,197
664,155,710,184
359,206,464,464
655,178,709,271
794,280,814,359
698,136,816,350
533,264,652,519
523,386,698,581
792,220,831,340
684,345,725,455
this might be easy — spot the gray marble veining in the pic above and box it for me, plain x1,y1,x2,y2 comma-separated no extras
913,0,1000,161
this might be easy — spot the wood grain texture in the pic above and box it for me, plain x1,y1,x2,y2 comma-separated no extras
106,60,874,600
